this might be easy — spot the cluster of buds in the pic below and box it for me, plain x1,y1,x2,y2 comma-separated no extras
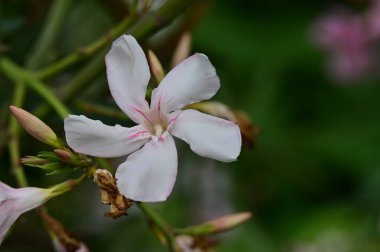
93,169,133,218
10,106,93,175
21,149,89,175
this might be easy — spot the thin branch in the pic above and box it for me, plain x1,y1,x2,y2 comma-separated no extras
0,58,69,119
35,15,137,79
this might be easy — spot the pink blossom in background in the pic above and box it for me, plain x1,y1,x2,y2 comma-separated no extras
65,35,242,203
366,0,380,39
311,1,380,82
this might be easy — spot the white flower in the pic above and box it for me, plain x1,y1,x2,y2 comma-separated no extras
0,182,51,245
64,35,241,202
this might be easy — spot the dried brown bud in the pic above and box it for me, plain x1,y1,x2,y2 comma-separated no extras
233,111,259,148
94,169,133,218
99,189,111,204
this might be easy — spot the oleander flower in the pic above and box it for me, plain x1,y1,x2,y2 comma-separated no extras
0,182,51,244
311,9,374,81
64,35,241,202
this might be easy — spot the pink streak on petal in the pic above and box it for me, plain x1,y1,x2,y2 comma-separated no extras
157,95,163,122
131,106,153,125
128,130,148,139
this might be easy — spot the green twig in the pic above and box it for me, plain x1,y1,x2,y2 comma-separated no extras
26,0,74,69
138,203,177,251
8,83,28,187
6,0,73,188
74,100,127,120
0,58,69,118
30,0,197,121
36,15,137,79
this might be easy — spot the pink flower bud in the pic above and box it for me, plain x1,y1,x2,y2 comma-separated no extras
207,212,252,233
176,212,252,236
9,106,61,147
171,31,192,68
148,50,165,83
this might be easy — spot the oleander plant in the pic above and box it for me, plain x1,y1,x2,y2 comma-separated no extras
2,1,380,252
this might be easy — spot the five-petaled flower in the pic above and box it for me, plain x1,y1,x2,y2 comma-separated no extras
64,35,242,202
0,182,51,244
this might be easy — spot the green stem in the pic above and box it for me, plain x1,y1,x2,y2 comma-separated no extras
36,15,137,79
8,83,28,187
74,100,128,119
138,203,177,251
0,58,69,118
6,0,72,188
26,0,74,69
30,0,197,121
48,174,86,198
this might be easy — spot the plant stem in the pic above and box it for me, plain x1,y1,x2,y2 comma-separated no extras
74,100,128,119
30,0,197,121
8,82,28,187
36,15,137,79
138,203,177,251
6,0,73,188
48,174,86,198
0,58,69,118
26,0,74,69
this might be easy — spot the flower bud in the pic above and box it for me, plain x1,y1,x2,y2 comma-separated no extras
206,212,252,233
9,105,61,147
148,50,165,83
175,212,252,236
171,31,192,68
21,156,49,166
54,149,73,161
53,149,82,166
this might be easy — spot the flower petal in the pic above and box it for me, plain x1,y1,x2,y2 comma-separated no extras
105,35,150,123
170,109,241,162
0,186,47,245
0,208,19,245
0,182,14,201
115,134,178,202
64,115,150,158
151,53,220,113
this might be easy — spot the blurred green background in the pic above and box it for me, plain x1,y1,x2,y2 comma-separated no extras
1,0,380,251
